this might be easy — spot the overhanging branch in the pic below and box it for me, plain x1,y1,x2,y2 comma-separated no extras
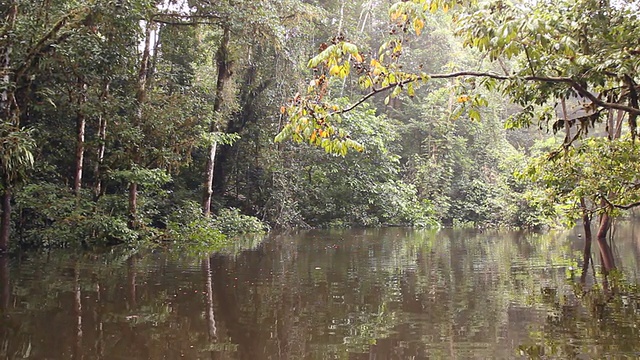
334,71,640,117
601,195,640,210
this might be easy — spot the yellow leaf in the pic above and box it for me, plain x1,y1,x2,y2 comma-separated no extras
457,95,470,103
413,18,424,36
329,65,341,76
354,53,363,63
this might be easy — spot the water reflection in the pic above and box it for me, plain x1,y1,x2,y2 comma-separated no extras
1,226,640,359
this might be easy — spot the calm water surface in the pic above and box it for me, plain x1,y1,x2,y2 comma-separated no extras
2,226,640,359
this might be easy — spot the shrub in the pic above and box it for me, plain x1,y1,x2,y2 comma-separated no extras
211,208,268,236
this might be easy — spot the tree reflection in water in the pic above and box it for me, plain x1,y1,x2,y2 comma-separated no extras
0,227,639,358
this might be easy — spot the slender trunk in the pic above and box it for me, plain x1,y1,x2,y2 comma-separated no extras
202,142,217,217
580,198,592,282
73,80,87,195
0,186,10,253
128,182,137,229
93,82,109,198
561,97,571,146
74,111,85,194
202,25,232,216
614,109,625,139
93,113,106,197
596,211,616,274
624,75,638,141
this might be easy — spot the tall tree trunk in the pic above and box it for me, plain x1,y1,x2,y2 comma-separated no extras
73,79,87,195
202,25,232,217
128,20,152,228
128,182,137,229
93,81,110,199
203,142,217,217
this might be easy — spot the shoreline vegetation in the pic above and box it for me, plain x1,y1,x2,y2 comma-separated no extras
2,0,640,258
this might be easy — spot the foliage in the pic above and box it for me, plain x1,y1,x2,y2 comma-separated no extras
165,201,265,246
12,183,140,249
272,103,439,228
9,0,640,250
210,207,268,236
0,125,35,187
521,136,640,224
166,202,227,246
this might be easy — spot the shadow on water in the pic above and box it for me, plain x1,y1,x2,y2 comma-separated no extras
2,227,640,358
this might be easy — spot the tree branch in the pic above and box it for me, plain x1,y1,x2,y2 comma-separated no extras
333,71,640,117
152,19,220,26
600,195,640,210
14,6,90,82
150,13,222,26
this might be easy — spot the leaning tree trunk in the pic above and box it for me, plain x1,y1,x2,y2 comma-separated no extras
202,25,232,217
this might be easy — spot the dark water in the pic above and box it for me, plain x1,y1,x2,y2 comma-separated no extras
2,226,640,359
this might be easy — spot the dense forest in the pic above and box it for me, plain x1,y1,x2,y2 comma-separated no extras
1,0,639,256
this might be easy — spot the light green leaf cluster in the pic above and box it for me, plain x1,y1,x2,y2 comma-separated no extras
108,167,172,188
0,125,36,187
521,136,640,220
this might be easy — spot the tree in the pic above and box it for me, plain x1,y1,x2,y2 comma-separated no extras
0,1,94,251
277,0,640,267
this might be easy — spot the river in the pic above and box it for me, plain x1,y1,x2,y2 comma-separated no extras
2,225,640,359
